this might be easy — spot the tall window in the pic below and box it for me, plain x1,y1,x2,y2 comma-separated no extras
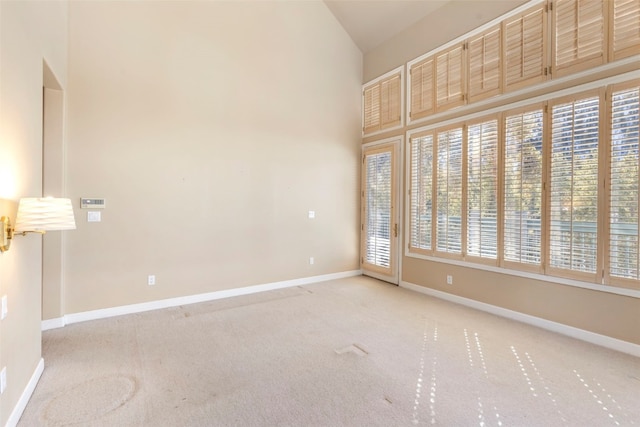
436,127,463,254
609,84,640,281
549,94,600,276
503,108,544,268
410,133,434,252
467,119,498,259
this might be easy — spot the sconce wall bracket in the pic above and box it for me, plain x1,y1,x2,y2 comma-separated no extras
1,216,12,253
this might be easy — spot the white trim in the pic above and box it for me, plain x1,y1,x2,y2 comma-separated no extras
5,358,44,427
41,317,65,331
400,281,640,357
362,65,405,138
57,270,361,327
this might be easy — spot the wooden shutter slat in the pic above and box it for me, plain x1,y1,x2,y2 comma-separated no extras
436,44,466,112
468,26,501,102
381,74,402,130
363,85,380,134
410,58,434,121
553,0,606,77
363,71,402,135
611,0,640,60
503,4,546,92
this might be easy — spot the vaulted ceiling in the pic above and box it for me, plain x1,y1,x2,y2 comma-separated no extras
324,0,453,53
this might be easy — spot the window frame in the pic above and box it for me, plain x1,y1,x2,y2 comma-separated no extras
408,129,436,256
464,114,501,266
500,103,547,274
604,79,640,289
545,88,605,283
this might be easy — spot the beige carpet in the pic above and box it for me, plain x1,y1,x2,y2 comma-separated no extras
19,276,640,426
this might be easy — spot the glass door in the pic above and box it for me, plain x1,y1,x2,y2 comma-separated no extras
361,140,400,284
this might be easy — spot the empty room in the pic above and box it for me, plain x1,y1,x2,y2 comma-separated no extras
0,0,639,425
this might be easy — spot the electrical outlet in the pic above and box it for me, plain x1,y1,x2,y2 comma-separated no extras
1,295,7,320
309,257,314,265
148,275,156,286
1,367,6,394
446,275,453,285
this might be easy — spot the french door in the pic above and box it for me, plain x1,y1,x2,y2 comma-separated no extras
361,139,401,284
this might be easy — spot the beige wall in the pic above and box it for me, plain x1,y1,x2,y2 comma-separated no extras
0,0,68,424
62,1,362,314
363,0,640,345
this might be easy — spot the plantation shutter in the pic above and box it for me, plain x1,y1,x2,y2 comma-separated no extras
363,71,402,135
553,0,606,77
503,4,547,92
410,133,434,253
468,26,502,102
610,0,640,61
466,119,499,260
549,94,600,279
380,74,402,130
436,44,466,112
608,83,640,284
503,108,544,269
363,84,380,134
436,127,464,255
410,58,435,121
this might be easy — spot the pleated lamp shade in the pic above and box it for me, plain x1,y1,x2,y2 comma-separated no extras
14,198,76,233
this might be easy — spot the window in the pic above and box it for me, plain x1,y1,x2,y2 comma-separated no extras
503,3,547,92
553,0,606,77
436,44,466,112
466,118,499,260
549,93,601,279
409,133,434,253
436,127,464,255
409,58,435,122
608,82,640,284
610,0,640,61
503,107,544,270
468,26,502,102
363,69,403,135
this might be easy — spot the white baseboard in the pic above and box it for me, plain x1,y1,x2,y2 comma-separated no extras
46,270,361,329
41,317,66,331
5,358,44,427
400,280,640,358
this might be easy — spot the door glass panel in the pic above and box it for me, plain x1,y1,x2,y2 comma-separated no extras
365,151,392,268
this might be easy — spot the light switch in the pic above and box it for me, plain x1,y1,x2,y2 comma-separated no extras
308,210,315,219
87,211,101,222
1,295,7,320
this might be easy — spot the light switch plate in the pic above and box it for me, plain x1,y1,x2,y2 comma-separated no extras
87,211,101,222
0,367,6,394
1,295,7,320
308,210,315,219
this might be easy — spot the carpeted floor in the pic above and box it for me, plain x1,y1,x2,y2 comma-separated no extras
19,276,640,426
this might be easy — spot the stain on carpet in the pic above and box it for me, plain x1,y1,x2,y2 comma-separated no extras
42,374,138,424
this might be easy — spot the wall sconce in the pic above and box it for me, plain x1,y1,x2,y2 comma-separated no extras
0,197,76,253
